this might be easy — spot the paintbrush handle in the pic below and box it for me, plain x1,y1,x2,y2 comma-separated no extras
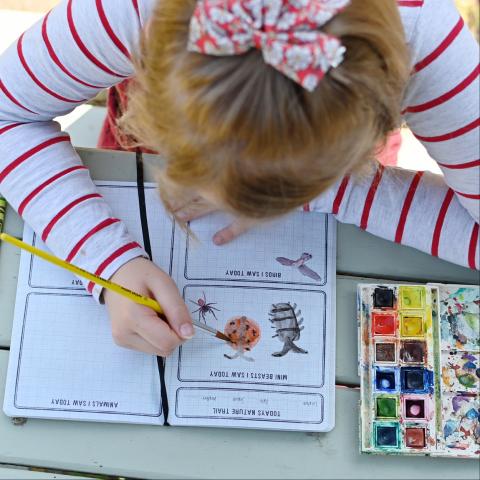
192,320,218,336
0,233,230,342
0,233,163,313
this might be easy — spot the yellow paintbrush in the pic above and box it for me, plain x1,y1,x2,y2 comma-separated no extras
0,233,230,343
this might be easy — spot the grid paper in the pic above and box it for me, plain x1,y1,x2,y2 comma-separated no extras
167,211,336,431
4,182,167,425
15,293,161,416
28,184,174,289
4,183,336,431
184,212,328,286
178,285,326,387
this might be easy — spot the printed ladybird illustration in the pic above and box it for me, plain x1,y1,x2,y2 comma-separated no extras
275,252,321,281
224,316,261,362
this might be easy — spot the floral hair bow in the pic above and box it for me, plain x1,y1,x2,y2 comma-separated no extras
187,0,350,92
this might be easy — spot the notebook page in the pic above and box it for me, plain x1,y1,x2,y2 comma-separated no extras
4,181,169,424
166,211,336,431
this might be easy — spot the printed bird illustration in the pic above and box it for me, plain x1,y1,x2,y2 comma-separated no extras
275,252,321,281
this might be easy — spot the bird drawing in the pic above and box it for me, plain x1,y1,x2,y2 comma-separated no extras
275,252,321,281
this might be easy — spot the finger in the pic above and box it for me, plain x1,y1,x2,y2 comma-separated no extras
148,276,195,340
135,312,184,355
213,219,252,245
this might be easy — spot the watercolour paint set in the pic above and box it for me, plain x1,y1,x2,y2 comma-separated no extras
358,283,479,458
4,181,337,432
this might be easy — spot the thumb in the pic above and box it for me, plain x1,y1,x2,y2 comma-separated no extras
149,275,194,340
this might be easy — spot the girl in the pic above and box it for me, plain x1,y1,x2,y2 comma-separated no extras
0,0,478,358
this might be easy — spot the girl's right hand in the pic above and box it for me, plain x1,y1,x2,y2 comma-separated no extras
103,257,194,357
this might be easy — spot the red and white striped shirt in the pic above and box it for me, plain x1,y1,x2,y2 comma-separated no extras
0,0,478,301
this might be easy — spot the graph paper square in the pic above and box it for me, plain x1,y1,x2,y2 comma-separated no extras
12,293,161,417
178,285,326,388
184,211,328,286
28,182,174,290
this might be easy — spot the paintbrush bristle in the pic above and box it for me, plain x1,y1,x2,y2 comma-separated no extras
216,331,232,343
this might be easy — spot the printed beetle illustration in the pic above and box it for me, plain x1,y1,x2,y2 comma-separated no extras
269,302,308,357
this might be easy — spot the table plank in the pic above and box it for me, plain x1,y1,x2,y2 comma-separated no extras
3,204,22,239
0,466,88,479
0,352,477,480
0,241,20,347
337,224,479,284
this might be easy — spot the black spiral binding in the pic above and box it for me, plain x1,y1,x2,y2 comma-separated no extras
136,150,170,426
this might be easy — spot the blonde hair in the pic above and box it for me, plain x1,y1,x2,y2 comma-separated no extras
120,0,409,218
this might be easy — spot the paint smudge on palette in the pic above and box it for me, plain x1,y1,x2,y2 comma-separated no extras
441,394,480,452
439,287,480,351
441,351,480,393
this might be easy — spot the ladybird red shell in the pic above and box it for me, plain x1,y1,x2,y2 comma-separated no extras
224,316,261,351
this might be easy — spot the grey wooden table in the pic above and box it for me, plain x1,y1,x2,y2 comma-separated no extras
0,148,478,479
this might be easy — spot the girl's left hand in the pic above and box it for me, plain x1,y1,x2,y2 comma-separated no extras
169,194,259,245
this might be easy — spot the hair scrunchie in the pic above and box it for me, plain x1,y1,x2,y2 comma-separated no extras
187,0,350,91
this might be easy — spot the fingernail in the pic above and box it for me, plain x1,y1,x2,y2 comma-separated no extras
180,323,195,338
213,233,223,245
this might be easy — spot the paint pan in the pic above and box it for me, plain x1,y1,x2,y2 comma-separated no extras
375,342,396,363
375,367,398,393
372,312,396,336
402,396,428,420
399,286,425,310
374,422,400,448
400,341,426,364
373,287,394,309
400,313,424,338
376,396,398,419
404,427,426,449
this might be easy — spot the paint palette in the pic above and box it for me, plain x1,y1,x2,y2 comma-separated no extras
358,284,480,458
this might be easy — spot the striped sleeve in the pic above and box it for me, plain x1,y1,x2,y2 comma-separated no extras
309,165,479,269
308,0,479,270
401,0,479,222
0,0,156,300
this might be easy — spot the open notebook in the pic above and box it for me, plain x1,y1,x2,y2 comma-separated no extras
4,181,336,431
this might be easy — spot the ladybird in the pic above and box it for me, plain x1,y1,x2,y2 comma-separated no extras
224,316,261,354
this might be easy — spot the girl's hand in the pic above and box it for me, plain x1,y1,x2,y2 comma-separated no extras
103,257,194,356
171,194,259,245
